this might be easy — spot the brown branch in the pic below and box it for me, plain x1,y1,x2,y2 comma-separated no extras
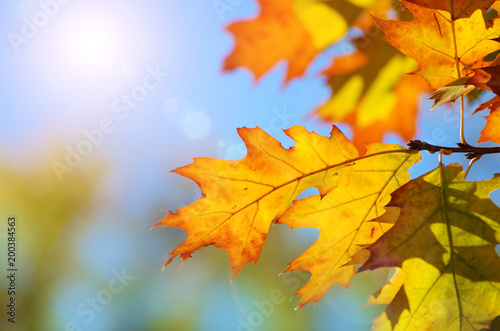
407,140,500,159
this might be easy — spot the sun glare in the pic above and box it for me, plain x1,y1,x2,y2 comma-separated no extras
61,17,120,72
36,3,149,95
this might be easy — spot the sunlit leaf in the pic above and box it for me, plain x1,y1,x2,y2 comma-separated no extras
361,164,500,330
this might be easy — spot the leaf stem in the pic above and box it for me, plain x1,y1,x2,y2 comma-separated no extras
459,95,468,146
464,156,481,179
407,140,500,159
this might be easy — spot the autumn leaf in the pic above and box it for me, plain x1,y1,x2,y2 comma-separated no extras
430,66,500,143
158,1,500,329
471,94,500,143
460,66,500,143
153,126,419,281
223,0,384,83
474,94,500,114
363,267,406,308
361,164,500,330
468,65,500,95
479,105,500,143
427,65,500,110
407,0,495,17
374,0,500,89
314,25,430,151
275,143,419,308
492,0,500,13
429,77,474,110
223,0,432,148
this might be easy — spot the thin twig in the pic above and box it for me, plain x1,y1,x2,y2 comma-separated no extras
407,140,500,159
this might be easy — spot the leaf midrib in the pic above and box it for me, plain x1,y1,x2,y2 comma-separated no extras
439,161,464,330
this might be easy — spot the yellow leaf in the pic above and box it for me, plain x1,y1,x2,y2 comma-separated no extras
363,267,406,308
223,0,380,82
361,164,500,330
315,28,430,152
374,0,500,89
154,126,420,281
276,144,417,308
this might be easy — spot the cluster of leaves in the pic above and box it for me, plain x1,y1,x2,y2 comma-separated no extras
155,0,500,329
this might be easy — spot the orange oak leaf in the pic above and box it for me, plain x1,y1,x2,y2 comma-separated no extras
373,0,500,89
314,27,430,152
468,65,500,95
223,0,382,83
275,145,419,308
479,106,500,143
154,126,419,281
472,91,500,144
474,94,500,114
466,66,500,143
361,164,500,330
